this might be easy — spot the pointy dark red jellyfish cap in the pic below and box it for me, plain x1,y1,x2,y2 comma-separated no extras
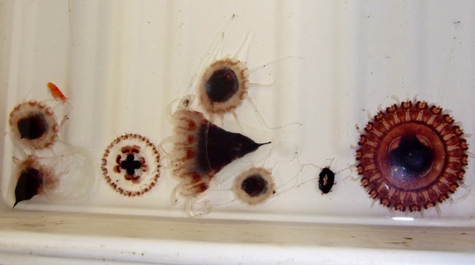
196,121,270,174
14,166,43,208
171,109,270,175
12,156,58,208
170,109,270,199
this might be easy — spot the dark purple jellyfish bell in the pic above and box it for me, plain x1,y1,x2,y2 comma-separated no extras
14,166,43,208
205,67,240,103
196,120,271,174
170,109,270,199
12,156,58,208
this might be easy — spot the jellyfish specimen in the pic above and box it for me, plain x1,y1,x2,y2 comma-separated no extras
194,31,293,129
170,108,270,200
289,153,350,196
233,167,275,205
9,100,59,150
101,133,161,197
199,58,249,116
318,167,335,194
13,156,57,207
11,143,98,207
356,101,468,212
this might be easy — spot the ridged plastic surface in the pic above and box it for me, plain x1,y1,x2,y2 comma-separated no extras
3,0,475,225
1,1,475,264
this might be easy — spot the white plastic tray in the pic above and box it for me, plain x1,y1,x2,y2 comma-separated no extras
1,0,474,264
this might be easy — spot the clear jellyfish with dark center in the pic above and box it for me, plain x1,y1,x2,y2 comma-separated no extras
233,167,275,205
9,100,59,150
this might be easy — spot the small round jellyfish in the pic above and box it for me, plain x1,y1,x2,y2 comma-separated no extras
291,153,350,195
101,133,161,196
199,58,249,115
185,142,298,216
356,100,468,212
169,108,270,201
13,155,57,208
194,30,296,128
233,167,276,205
9,100,59,150
318,167,336,194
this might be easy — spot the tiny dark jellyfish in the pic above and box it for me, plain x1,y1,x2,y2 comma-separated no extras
9,100,59,150
291,154,348,195
170,109,270,200
13,156,56,208
101,134,161,197
318,167,335,194
199,58,249,115
356,100,468,212
233,167,275,205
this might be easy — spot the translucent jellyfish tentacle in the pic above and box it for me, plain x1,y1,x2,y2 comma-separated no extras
158,135,176,157
246,96,302,131
232,31,253,59
168,108,270,215
170,179,188,206
185,197,212,218
248,55,302,74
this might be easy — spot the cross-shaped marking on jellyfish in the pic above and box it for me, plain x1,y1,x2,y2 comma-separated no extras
121,154,142,176
113,145,147,182
102,134,160,197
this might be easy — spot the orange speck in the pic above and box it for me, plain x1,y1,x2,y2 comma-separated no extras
47,82,68,103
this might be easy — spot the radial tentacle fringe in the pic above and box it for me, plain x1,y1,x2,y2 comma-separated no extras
170,109,269,199
356,101,468,212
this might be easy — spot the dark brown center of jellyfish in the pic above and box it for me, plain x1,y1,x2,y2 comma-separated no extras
196,120,271,174
14,167,43,208
121,154,142,175
388,135,434,180
241,174,268,197
17,113,48,140
377,123,445,191
205,67,239,102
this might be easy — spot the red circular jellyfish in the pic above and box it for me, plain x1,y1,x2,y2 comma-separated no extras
9,100,59,150
356,100,468,212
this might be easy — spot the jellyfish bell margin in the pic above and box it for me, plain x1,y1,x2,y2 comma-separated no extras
169,109,270,201
356,100,468,213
